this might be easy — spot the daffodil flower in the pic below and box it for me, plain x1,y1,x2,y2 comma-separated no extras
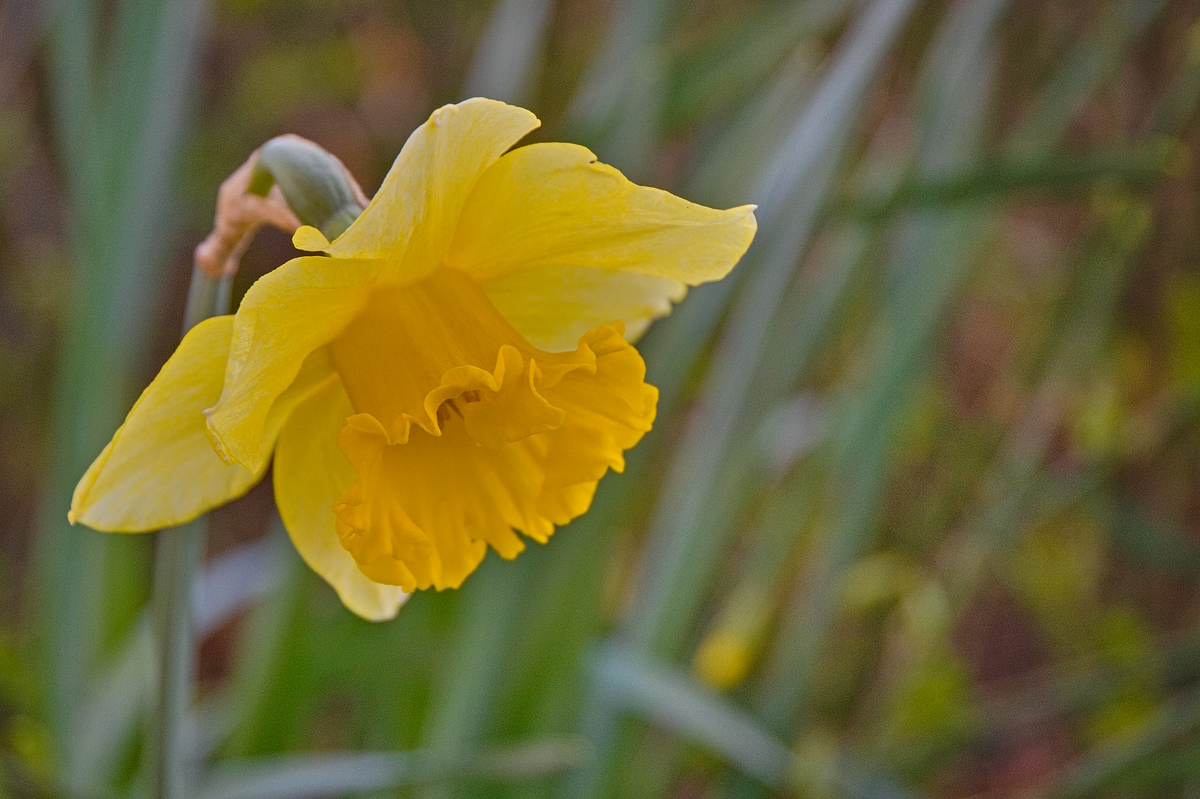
69,99,756,620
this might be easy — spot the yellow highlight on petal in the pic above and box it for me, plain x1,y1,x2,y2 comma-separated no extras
694,630,755,691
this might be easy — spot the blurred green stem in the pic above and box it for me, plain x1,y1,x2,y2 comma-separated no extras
419,555,535,799
183,268,233,337
148,518,207,799
146,265,229,799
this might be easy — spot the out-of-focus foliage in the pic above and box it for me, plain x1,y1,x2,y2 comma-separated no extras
3,0,1200,797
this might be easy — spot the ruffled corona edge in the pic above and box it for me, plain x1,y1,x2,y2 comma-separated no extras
332,323,656,591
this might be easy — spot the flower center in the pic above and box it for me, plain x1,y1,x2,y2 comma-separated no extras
326,267,657,592
329,267,589,450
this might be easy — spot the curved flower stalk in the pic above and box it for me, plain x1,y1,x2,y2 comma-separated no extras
69,99,756,620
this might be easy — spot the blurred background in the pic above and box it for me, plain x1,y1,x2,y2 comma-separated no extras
3,0,1200,796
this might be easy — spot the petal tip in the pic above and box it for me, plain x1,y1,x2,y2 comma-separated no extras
732,204,759,226
293,225,331,252
341,588,411,622
203,414,250,469
456,96,541,129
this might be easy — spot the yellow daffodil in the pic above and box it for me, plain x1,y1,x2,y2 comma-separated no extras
69,99,756,620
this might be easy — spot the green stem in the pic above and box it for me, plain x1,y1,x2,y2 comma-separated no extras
148,516,207,799
182,267,225,334
146,265,226,799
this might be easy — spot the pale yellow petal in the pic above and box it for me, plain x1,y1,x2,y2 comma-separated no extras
448,142,757,285
70,316,332,532
205,255,383,472
327,99,539,280
70,317,241,531
481,265,687,352
273,375,410,621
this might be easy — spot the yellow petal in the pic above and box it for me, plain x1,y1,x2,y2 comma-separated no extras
448,142,757,285
70,316,331,532
537,325,658,502
273,374,410,621
205,255,383,472
481,265,687,352
324,268,656,592
293,225,330,252
327,99,539,280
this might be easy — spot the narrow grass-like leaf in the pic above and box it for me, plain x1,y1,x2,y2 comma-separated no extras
829,142,1181,222
194,739,590,799
664,0,851,128
593,642,791,788
147,517,207,799
462,0,552,105
591,642,926,799
564,0,673,176
1013,683,1200,799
